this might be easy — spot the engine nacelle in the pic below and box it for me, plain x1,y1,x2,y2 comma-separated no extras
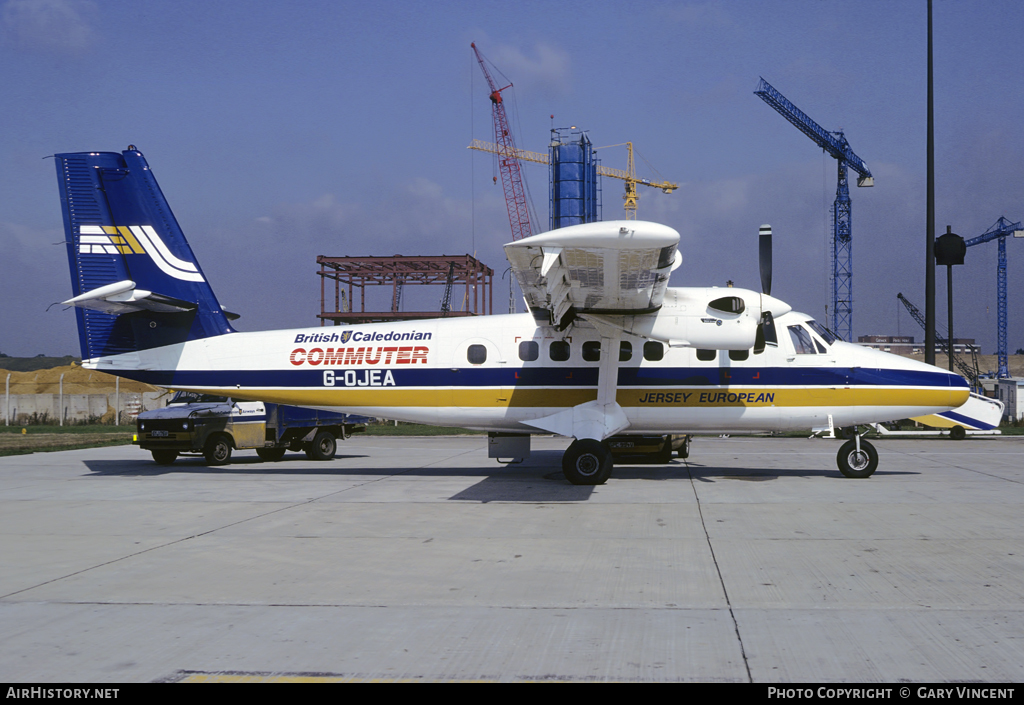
586,286,790,350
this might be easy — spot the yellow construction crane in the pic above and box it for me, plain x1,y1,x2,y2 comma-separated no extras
468,138,678,219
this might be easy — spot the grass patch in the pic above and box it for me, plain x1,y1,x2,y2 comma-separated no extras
0,425,136,435
0,431,133,457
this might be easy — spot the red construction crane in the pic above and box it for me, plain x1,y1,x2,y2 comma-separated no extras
471,42,533,241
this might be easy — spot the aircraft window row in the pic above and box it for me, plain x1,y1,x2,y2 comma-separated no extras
488,340,768,365
511,340,667,363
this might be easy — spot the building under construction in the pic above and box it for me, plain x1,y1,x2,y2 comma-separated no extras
317,254,493,326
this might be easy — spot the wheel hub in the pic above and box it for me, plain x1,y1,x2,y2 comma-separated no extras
848,450,869,470
576,454,599,476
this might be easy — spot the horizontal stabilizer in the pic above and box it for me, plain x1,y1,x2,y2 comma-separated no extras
911,392,1004,431
63,280,198,316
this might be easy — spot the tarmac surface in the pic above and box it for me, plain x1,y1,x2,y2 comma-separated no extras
1,434,1022,683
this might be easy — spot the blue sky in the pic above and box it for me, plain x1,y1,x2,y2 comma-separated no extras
2,0,1023,362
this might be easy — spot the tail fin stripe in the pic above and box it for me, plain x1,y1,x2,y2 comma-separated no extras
129,226,204,282
138,226,200,273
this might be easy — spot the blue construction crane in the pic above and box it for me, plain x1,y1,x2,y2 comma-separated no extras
755,77,874,342
965,216,1024,378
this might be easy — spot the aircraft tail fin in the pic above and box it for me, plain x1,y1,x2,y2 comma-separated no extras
55,147,233,361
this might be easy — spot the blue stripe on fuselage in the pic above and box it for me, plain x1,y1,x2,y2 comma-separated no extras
113,365,967,390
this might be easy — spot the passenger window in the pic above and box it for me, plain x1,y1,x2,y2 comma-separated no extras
729,349,749,361
582,341,601,362
696,349,716,362
549,340,570,362
643,341,664,361
518,340,539,362
467,344,487,364
787,326,816,354
619,341,632,362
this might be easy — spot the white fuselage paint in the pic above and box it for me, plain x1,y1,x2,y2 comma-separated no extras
83,299,969,437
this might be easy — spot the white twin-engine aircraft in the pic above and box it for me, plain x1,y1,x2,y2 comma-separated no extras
55,148,969,484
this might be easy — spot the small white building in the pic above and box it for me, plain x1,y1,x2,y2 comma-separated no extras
997,378,1024,422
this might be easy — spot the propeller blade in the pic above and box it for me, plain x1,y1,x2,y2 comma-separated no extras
759,224,772,296
753,322,766,355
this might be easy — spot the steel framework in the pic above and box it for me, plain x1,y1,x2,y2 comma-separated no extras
755,77,874,342
318,255,494,325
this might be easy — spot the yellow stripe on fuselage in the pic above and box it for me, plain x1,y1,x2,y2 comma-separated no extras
175,386,969,410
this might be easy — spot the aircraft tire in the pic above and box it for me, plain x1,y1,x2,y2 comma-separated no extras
950,425,966,441
562,439,613,485
256,447,287,462
306,430,337,461
151,450,178,465
204,435,233,466
836,439,877,479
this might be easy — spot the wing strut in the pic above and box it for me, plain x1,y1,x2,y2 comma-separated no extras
522,323,629,441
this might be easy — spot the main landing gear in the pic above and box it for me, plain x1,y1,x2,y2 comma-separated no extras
562,439,613,485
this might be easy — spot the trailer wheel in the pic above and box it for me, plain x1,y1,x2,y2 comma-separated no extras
204,434,233,466
256,447,287,462
677,435,691,459
151,450,178,465
655,436,674,464
306,430,336,461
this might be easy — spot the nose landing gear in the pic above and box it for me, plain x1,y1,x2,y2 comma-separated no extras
836,437,878,478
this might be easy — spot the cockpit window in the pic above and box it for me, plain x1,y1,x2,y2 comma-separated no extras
805,319,836,345
788,325,817,354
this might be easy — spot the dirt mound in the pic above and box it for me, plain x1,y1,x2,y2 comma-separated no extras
0,364,164,395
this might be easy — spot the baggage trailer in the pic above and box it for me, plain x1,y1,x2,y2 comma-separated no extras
135,391,370,465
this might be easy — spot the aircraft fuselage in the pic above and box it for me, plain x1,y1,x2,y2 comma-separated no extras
85,300,969,435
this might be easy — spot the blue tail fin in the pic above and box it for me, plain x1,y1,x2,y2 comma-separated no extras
55,147,234,360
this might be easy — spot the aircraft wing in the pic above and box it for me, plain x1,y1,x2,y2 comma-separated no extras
505,221,681,328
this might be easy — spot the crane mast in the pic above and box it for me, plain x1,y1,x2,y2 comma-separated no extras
755,77,874,343
965,216,1024,378
471,43,533,241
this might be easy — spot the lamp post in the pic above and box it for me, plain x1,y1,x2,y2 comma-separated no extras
935,225,966,372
